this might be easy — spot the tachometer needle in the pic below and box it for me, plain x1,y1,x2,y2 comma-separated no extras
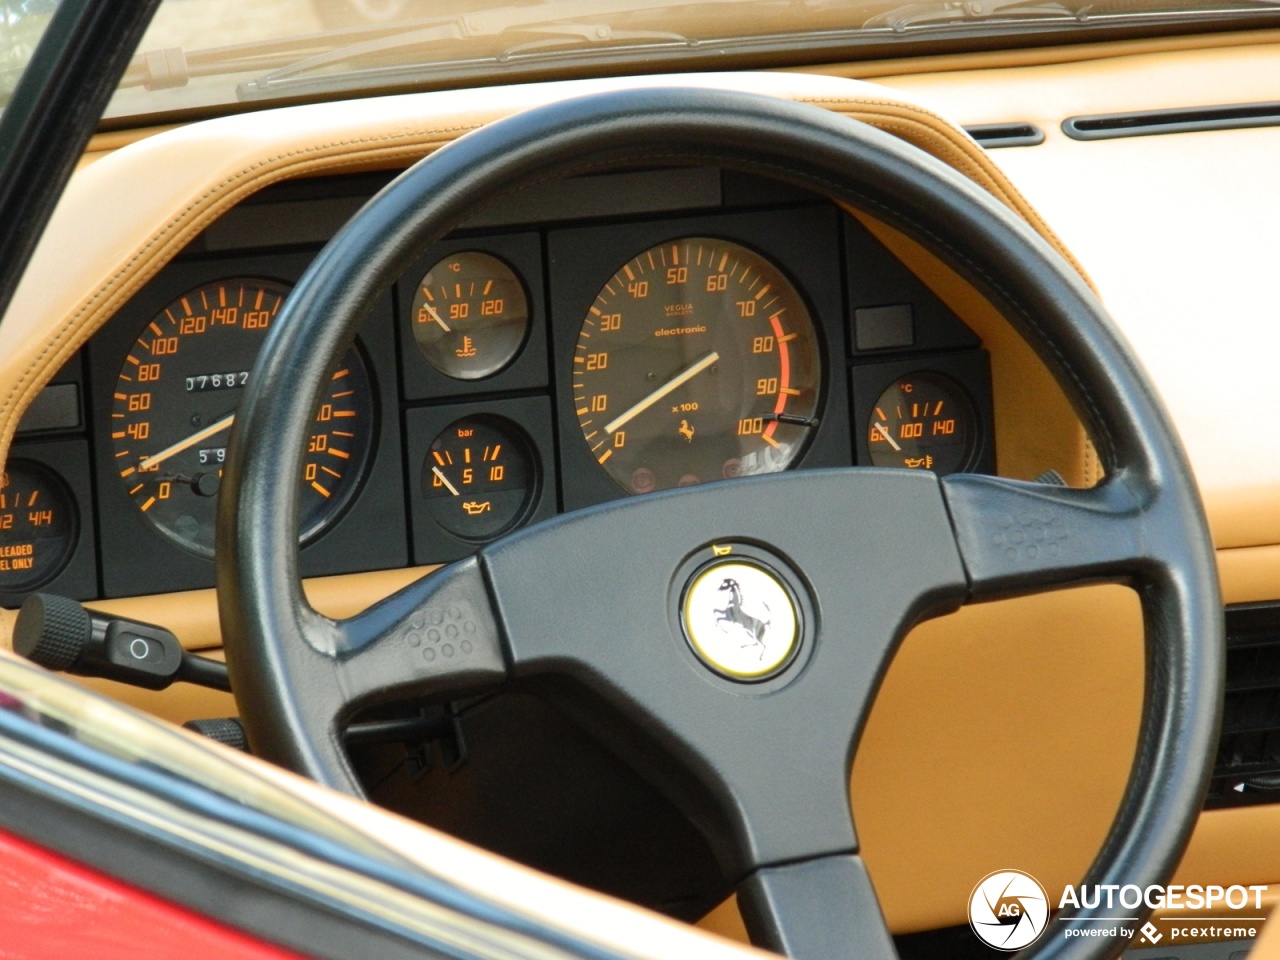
423,301,451,332
137,413,236,472
603,351,720,434
873,421,901,452
432,465,460,496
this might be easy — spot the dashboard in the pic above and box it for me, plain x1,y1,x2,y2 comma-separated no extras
4,53,1280,948
0,166,994,604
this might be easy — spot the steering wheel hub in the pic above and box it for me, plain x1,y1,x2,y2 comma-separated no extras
681,555,801,681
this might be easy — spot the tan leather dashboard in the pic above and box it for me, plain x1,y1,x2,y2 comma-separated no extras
1,40,1279,947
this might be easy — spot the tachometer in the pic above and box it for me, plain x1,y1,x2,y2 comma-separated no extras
110,278,375,557
573,238,821,494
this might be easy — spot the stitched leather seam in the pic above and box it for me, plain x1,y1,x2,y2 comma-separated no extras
0,129,477,456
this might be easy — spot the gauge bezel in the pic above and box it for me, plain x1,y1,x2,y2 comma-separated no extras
410,250,533,382
88,251,407,599
0,440,97,607
398,233,548,401
549,206,851,511
403,396,557,564
850,350,996,476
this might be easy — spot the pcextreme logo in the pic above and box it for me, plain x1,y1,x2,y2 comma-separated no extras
969,872,1270,949
969,870,1050,951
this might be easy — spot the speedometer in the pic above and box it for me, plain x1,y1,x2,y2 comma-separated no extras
110,278,375,558
573,238,821,494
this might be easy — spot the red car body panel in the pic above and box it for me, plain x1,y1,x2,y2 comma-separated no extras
0,828,303,960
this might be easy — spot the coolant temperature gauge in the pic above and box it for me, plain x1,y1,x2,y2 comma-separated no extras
421,415,538,541
0,460,77,592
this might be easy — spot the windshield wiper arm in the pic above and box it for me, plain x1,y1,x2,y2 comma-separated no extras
863,0,1078,31
236,19,692,100
121,0,741,94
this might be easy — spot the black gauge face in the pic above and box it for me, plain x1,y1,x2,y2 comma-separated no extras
866,372,977,475
574,237,821,495
0,460,76,592
411,251,530,380
422,415,538,542
422,416,537,541
110,278,376,558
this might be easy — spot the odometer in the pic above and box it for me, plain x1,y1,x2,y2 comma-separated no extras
110,278,375,558
574,238,821,494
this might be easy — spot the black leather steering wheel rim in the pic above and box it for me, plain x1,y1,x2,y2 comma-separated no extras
218,88,1223,960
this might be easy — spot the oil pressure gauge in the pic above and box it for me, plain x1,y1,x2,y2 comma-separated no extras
421,415,538,541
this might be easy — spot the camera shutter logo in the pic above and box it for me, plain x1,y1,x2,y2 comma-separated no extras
969,870,1050,951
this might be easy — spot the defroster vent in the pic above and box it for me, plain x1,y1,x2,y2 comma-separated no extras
1207,602,1280,808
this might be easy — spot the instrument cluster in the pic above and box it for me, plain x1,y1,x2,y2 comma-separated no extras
2,168,994,604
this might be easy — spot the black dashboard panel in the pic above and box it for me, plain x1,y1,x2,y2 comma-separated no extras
548,205,851,510
5,168,994,601
85,252,406,598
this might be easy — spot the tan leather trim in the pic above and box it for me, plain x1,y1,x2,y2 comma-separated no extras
0,567,436,726
848,211,1095,486
0,565,435,653
1255,902,1280,958
701,540,1280,940
77,124,180,169
0,71,1078,476
864,43,1280,548
793,28,1280,79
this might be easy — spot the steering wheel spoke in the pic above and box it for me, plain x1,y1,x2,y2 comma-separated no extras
739,854,898,960
333,557,508,711
941,473,1155,599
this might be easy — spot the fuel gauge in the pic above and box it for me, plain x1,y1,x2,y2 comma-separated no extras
0,460,77,592
421,415,538,541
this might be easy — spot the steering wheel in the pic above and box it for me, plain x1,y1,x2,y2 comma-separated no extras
217,88,1223,960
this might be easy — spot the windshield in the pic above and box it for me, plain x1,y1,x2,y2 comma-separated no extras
0,0,56,114
4,0,1279,122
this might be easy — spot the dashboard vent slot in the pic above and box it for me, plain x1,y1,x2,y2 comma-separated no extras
1063,102,1280,141
1206,602,1280,808
963,122,1045,148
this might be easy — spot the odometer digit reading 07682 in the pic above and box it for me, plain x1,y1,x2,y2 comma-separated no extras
574,237,821,494
110,278,375,558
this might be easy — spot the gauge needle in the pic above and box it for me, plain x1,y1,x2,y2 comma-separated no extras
432,465,460,496
603,351,720,434
137,413,236,472
423,301,451,332
873,422,901,452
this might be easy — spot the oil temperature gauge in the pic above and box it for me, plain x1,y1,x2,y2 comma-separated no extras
422,415,538,541
866,372,978,475
0,460,77,592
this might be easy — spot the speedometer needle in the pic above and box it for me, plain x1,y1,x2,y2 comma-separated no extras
873,421,901,452
137,413,236,472
603,351,720,434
